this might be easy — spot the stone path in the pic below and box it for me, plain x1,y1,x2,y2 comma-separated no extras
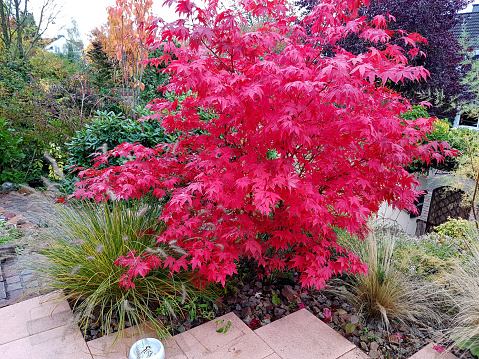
0,294,457,359
0,187,58,307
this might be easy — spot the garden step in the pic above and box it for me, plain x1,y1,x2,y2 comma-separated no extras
254,308,363,359
87,311,276,359
0,292,92,359
0,291,72,346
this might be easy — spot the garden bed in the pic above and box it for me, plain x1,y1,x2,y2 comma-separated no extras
73,271,472,359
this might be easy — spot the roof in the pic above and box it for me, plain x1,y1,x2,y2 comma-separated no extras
456,11,479,40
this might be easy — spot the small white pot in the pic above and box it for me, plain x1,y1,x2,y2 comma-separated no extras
128,338,165,359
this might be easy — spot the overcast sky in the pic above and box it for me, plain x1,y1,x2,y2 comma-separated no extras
34,0,479,47
33,0,180,46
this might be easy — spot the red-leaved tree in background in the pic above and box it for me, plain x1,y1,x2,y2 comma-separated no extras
75,0,456,289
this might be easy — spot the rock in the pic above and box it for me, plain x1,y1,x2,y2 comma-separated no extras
235,304,242,311
281,285,297,302
177,325,186,333
17,185,35,195
2,212,17,220
398,325,410,333
90,329,99,336
336,309,347,316
242,315,252,325
312,306,321,315
361,342,369,351
255,281,262,289
249,296,259,306
369,350,379,358
242,284,250,291
6,215,22,225
227,296,236,305
0,182,16,194
274,307,286,317
242,306,252,318
350,315,360,324
388,334,400,345
370,342,379,351
18,223,38,229
262,318,271,325
17,218,27,225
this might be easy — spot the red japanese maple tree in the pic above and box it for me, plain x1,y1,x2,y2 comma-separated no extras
75,0,455,289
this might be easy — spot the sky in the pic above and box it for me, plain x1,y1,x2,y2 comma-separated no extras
33,0,180,47
34,0,479,48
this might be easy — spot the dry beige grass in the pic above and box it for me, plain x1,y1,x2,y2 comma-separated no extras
441,232,479,355
331,230,444,329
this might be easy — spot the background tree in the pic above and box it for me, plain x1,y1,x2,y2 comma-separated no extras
296,0,472,119
86,40,119,88
65,19,84,62
0,0,61,60
91,0,156,108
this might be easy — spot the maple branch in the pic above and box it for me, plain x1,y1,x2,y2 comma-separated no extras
201,40,235,73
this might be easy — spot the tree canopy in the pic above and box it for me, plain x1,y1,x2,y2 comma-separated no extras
296,0,472,119
75,0,455,289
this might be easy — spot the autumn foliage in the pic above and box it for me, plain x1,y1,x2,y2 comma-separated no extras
91,0,157,106
76,0,456,289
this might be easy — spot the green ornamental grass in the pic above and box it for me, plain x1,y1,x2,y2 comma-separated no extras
36,199,218,346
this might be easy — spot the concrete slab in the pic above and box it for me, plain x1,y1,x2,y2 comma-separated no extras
337,348,370,359
175,312,274,359
409,343,458,359
255,309,356,359
0,292,72,345
87,322,187,359
263,353,283,359
0,324,92,359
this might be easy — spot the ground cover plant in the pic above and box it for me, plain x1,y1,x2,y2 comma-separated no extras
75,0,456,291
35,199,218,344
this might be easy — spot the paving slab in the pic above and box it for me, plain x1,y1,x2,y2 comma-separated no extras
255,308,356,359
263,354,283,359
0,292,72,345
87,322,187,359
175,312,274,359
408,343,458,359
337,348,370,359
0,323,92,359
89,312,275,359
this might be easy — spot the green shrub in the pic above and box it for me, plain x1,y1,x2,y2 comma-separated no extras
0,118,25,182
392,230,469,281
65,108,175,171
434,217,475,242
0,61,81,183
35,199,218,344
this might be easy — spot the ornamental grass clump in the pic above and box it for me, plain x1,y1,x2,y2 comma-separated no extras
35,199,217,345
442,230,479,357
332,229,443,328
